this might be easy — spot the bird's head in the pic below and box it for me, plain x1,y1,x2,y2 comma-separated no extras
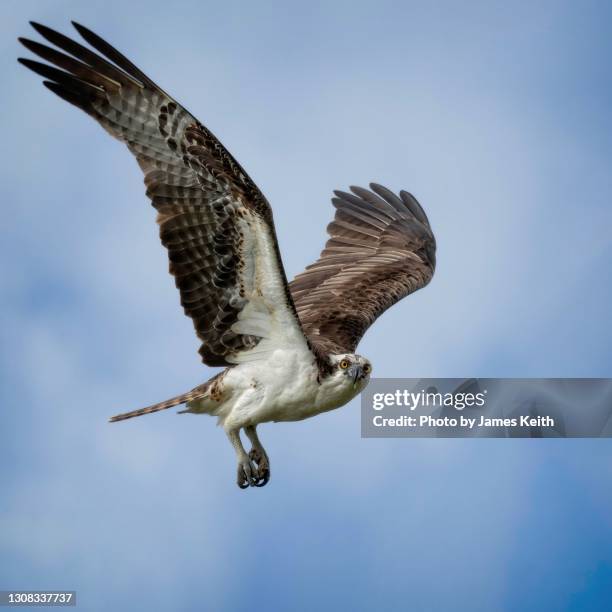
328,353,372,388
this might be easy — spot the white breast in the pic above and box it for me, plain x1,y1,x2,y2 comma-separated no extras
217,349,367,429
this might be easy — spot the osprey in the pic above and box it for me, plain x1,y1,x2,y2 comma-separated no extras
19,22,436,488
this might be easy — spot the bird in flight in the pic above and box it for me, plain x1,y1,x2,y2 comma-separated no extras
19,22,436,488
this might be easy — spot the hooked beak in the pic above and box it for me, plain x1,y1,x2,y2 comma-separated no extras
348,364,363,386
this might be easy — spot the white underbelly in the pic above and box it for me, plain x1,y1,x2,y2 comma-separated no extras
191,348,367,429
217,348,318,427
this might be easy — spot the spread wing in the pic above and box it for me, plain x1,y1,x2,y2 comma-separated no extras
290,184,436,355
19,21,311,366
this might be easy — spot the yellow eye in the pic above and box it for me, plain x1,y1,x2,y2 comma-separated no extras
339,359,350,369
363,363,372,374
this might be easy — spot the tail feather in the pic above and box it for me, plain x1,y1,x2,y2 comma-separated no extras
109,388,205,423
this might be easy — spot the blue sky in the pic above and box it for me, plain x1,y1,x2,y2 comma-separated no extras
2,1,612,610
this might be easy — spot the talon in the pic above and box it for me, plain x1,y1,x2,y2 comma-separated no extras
253,469,270,487
237,465,249,489
237,459,256,489
249,448,270,487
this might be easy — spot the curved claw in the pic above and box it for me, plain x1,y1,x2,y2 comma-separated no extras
237,459,257,489
249,448,270,487
253,470,270,487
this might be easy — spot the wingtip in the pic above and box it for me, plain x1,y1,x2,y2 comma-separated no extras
368,182,393,199
42,79,59,93
29,20,47,35
72,21,97,42
17,37,42,55
348,184,374,199
334,188,358,203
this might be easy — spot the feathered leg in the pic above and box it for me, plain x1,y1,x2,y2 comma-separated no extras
245,425,270,487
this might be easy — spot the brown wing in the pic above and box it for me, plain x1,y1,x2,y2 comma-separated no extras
19,21,309,367
289,183,436,355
